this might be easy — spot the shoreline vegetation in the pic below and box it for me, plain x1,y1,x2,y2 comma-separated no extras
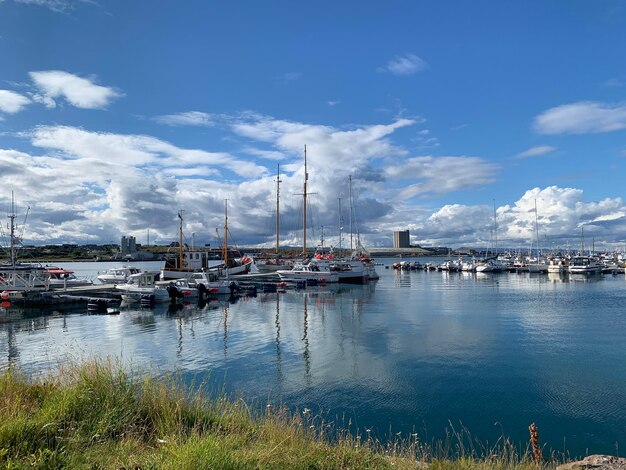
0,359,575,469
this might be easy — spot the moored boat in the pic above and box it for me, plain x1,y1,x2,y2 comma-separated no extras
569,256,602,275
97,266,142,284
45,266,93,288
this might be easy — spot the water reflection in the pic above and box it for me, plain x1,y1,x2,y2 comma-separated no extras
0,266,625,456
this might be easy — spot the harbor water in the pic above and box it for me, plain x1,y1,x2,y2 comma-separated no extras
1,259,625,457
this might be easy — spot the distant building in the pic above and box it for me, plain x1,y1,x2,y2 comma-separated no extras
392,230,410,248
120,236,137,257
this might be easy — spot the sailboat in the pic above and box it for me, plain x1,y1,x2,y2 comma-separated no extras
523,199,548,273
277,146,339,283
255,164,295,273
161,208,253,280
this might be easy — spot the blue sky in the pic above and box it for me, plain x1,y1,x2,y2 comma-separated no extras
1,0,626,249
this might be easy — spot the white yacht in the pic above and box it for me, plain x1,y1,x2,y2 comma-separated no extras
568,256,602,275
115,271,170,303
97,266,142,284
277,262,339,283
45,266,93,288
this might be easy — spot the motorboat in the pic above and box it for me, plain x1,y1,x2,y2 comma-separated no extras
185,271,239,295
569,256,602,275
44,266,93,288
97,266,142,284
547,257,569,274
115,271,170,303
277,262,339,283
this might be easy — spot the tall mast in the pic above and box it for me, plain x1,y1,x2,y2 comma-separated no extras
178,209,184,270
349,175,353,251
493,200,498,256
276,164,282,256
9,191,16,267
338,197,343,251
580,225,585,255
302,145,308,257
223,199,229,266
534,199,540,257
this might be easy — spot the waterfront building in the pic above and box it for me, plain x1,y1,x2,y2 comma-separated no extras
392,230,410,248
120,236,137,257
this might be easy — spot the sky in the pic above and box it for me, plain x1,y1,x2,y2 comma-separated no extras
1,0,626,251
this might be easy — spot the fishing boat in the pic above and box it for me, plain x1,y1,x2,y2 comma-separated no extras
161,209,253,280
255,164,297,273
0,193,49,292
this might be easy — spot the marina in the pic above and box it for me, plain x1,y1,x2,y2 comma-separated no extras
1,259,626,458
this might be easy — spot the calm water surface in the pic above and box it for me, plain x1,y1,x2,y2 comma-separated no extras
1,259,625,456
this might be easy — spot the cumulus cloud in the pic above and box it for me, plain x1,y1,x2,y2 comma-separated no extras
8,110,626,248
514,145,555,159
29,70,121,109
153,111,214,127
406,186,626,248
534,101,626,134
0,90,30,113
378,53,428,76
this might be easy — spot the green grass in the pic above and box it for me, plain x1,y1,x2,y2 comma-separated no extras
0,359,553,469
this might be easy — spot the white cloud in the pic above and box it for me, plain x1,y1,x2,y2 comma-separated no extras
378,53,428,76
386,156,499,200
0,90,30,113
14,0,94,13
534,101,626,134
29,70,121,109
153,111,214,127
327,100,340,107
514,145,556,159
30,125,266,178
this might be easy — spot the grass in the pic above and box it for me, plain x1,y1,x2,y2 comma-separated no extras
0,359,555,469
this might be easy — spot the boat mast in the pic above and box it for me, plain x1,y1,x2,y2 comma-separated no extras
302,145,308,257
534,199,540,258
349,175,353,252
276,164,281,256
580,225,585,255
178,209,184,271
223,199,229,267
8,191,16,268
338,197,343,251
493,200,498,257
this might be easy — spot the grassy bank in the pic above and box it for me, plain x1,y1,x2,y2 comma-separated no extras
0,360,548,469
